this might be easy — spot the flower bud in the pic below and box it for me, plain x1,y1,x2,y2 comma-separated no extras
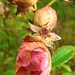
0,2,9,16
15,35,51,75
8,0,38,14
34,6,57,30
8,0,38,6
0,2,5,16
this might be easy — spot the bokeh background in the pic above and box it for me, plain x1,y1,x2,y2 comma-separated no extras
0,0,75,75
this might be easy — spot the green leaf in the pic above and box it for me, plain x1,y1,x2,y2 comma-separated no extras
26,10,34,22
52,46,75,68
38,0,50,8
62,64,72,72
62,72,75,75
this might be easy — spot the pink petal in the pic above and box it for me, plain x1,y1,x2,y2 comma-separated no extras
16,50,30,68
41,62,51,75
26,48,48,71
40,52,51,75
29,22,41,32
49,33,61,41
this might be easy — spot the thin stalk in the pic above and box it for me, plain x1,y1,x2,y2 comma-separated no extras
34,3,37,10
47,0,57,6
11,30,22,44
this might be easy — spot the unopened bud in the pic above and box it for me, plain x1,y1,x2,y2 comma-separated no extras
0,2,5,16
8,0,38,14
34,6,57,30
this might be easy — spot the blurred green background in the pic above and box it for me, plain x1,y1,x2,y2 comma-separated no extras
0,0,75,75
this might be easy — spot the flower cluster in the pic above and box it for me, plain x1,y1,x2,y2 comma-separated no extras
30,6,61,47
11,1,61,75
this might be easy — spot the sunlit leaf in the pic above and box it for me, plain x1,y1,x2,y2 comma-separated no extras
62,72,75,75
52,46,75,68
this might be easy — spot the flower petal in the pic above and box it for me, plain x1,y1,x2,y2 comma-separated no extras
29,22,41,32
16,50,31,69
49,33,61,41
30,48,48,71
41,62,51,75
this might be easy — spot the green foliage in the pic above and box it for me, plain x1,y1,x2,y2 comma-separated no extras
52,46,75,68
62,64,72,72
62,72,75,75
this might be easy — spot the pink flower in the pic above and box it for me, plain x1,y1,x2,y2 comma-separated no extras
15,35,51,75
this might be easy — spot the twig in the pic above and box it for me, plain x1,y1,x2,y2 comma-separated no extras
11,30,22,44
